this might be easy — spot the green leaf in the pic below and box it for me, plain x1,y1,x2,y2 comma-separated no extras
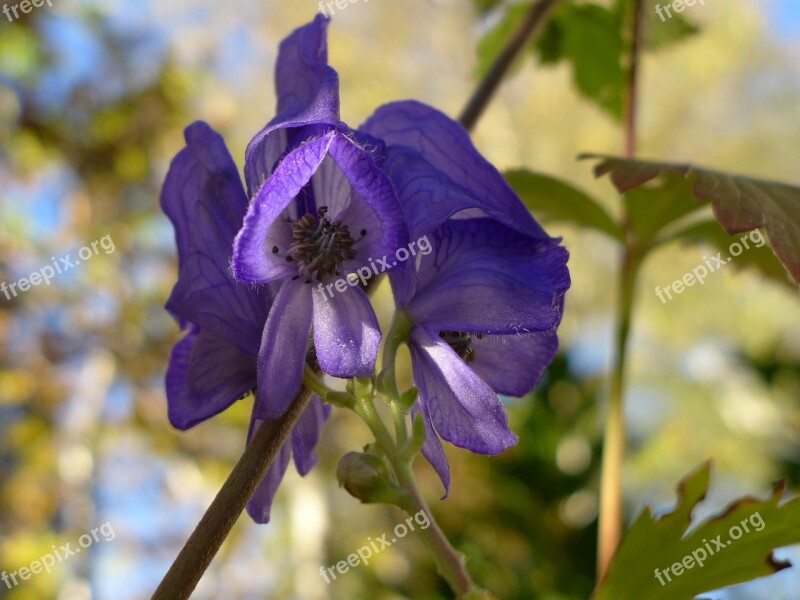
477,2,626,118
555,4,626,119
582,155,800,284
593,462,800,600
504,169,623,241
623,169,705,249
476,1,696,119
534,12,563,65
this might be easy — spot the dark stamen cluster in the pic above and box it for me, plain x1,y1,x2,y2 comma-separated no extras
273,206,363,282
439,331,486,363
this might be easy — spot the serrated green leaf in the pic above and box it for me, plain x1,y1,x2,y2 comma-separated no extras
504,169,623,241
593,462,800,600
582,155,800,284
557,4,626,119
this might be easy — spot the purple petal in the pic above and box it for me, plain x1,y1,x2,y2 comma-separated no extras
244,128,287,198
470,331,559,397
411,402,451,498
311,284,380,379
233,132,335,284
327,134,409,268
309,156,386,266
274,15,339,123
361,101,546,240
246,418,292,524
401,219,570,335
409,327,518,455
254,280,313,419
166,327,258,430
291,395,331,476
245,15,340,192
162,121,270,354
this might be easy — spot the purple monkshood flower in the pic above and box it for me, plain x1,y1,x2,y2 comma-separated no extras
394,219,569,495
231,15,408,419
363,102,571,494
161,121,329,523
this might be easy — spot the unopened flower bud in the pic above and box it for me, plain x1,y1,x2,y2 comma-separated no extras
336,452,403,505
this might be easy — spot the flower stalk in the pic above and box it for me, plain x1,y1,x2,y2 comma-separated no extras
343,311,493,599
151,386,313,600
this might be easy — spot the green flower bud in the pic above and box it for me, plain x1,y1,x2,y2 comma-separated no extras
336,452,404,505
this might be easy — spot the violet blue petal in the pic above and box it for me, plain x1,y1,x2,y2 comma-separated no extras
400,219,570,335
162,121,270,354
310,156,386,265
233,132,335,284
311,284,381,379
411,402,451,498
246,419,292,524
255,279,314,419
166,326,258,431
361,101,547,240
291,396,331,476
409,326,518,455
245,15,340,191
470,330,559,397
327,134,409,267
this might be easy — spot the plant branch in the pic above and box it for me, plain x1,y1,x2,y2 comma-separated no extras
458,0,561,132
394,462,481,599
597,0,646,580
596,249,639,580
623,0,645,158
151,386,314,600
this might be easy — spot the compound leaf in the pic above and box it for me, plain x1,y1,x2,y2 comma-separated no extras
582,155,800,284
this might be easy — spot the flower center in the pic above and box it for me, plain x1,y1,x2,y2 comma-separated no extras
439,331,485,363
272,206,366,282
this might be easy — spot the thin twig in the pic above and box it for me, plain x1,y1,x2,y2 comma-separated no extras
458,0,561,132
623,0,645,159
152,386,314,600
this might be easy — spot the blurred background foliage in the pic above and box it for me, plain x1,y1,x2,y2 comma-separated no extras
0,0,799,598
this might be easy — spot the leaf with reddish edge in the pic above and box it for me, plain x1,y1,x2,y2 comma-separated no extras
592,462,800,600
582,155,800,285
